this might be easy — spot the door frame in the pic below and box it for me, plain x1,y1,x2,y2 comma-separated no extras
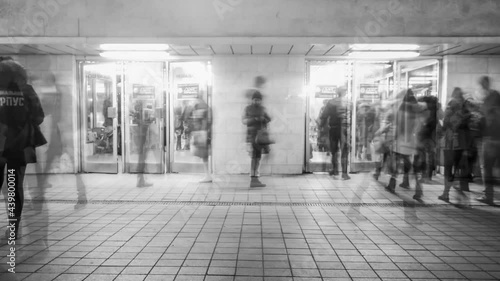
167,59,213,173
304,57,442,173
78,61,120,173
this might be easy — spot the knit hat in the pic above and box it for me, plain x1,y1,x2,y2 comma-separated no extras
252,91,263,100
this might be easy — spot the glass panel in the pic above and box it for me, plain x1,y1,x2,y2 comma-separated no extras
124,62,165,173
307,61,351,172
398,59,439,97
352,62,391,165
81,63,118,173
170,61,210,173
408,63,439,98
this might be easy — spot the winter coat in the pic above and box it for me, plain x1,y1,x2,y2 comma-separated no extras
243,104,271,143
480,90,500,140
442,97,473,151
0,84,45,164
389,95,426,155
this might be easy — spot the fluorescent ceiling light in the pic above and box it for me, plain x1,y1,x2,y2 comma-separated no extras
100,51,169,60
100,44,169,51
351,44,420,51
348,51,420,59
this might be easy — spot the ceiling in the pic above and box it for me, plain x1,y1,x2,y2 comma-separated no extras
1,43,500,57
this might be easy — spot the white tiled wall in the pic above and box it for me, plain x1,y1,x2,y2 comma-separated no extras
442,56,500,106
14,55,77,174
212,56,306,175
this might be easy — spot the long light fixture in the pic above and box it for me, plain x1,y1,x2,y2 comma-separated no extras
100,44,169,51
351,44,420,51
348,51,420,59
100,51,169,60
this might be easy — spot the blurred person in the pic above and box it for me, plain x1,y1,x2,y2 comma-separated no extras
242,91,271,187
385,89,427,201
0,58,45,239
133,100,154,187
477,76,500,205
355,103,376,161
414,95,442,184
174,103,184,151
319,87,352,180
372,99,396,180
245,76,267,103
316,99,330,153
188,92,212,183
181,100,194,150
438,88,473,203
32,72,63,189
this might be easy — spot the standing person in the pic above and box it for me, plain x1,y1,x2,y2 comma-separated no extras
320,87,352,180
134,100,154,187
0,58,45,239
316,99,330,153
477,76,500,205
174,104,184,151
438,88,473,202
385,89,426,200
188,92,212,183
416,96,441,183
242,91,271,187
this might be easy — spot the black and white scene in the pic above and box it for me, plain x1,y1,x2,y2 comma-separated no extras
1,0,500,280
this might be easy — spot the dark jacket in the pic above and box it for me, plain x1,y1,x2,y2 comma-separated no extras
442,96,472,151
480,90,500,140
0,84,45,164
243,104,271,143
319,97,351,129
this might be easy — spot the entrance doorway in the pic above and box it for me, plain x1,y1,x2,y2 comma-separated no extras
79,60,212,174
305,59,440,173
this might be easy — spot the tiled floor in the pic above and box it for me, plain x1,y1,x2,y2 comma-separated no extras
0,173,499,281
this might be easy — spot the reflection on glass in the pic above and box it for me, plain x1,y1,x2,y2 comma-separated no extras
307,61,351,171
82,63,118,173
170,62,210,172
124,62,164,173
353,62,390,163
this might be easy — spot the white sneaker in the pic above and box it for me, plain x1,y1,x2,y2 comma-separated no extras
199,176,213,183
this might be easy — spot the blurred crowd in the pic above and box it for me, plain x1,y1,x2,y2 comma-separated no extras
368,76,499,205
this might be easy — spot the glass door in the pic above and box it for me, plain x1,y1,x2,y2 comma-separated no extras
169,61,211,173
350,61,393,172
80,62,120,173
123,62,166,174
396,59,440,98
305,61,352,173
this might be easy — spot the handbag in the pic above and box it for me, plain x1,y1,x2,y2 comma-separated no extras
255,127,274,146
191,130,208,147
371,136,386,155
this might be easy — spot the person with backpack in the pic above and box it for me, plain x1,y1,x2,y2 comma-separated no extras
0,58,45,239
319,87,352,180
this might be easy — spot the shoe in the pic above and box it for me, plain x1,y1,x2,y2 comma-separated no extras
476,196,494,205
199,176,213,183
137,180,153,188
438,195,449,202
250,177,266,188
329,170,339,176
399,177,410,189
341,173,351,180
413,194,423,202
385,178,396,193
